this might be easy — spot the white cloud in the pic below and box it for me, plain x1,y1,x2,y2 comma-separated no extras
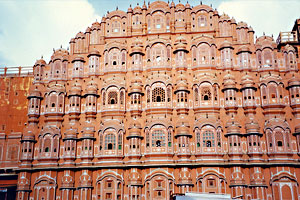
217,0,300,40
0,0,100,66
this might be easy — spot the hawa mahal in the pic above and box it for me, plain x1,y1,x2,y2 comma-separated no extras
1,1,300,200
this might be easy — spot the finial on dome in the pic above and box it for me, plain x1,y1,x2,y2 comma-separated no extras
201,1,202,5
263,32,265,36
116,6,118,10
41,55,43,59
53,48,55,52
60,45,62,48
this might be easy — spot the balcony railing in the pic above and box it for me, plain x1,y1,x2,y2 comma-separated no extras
277,31,298,44
0,66,33,77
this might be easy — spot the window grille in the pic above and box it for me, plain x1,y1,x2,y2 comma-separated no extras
108,91,118,105
105,133,116,150
152,87,165,102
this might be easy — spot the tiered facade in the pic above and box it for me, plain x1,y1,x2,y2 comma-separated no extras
3,1,300,200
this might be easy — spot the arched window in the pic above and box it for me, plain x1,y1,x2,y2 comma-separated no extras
194,88,199,102
152,87,165,102
198,43,210,65
120,91,124,105
105,133,116,150
108,91,118,105
198,15,207,27
152,43,166,66
112,21,120,33
263,49,273,67
196,131,201,147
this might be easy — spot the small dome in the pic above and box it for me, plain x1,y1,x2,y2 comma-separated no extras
88,48,100,57
185,2,191,9
176,118,191,137
130,38,144,56
85,27,91,33
91,21,101,30
64,128,78,139
237,45,251,54
170,1,175,8
75,31,85,39
241,74,255,88
85,80,98,95
225,120,241,135
219,40,234,50
175,76,189,92
34,58,46,66
28,87,42,99
69,82,82,96
223,73,236,89
237,21,248,29
72,55,85,63
22,126,35,140
288,76,300,88
128,120,142,137
245,120,260,134
51,48,69,61
128,170,142,185
81,126,95,138
248,26,254,32
129,77,143,94
175,3,185,11
178,168,192,185
174,36,188,53
231,18,236,24
127,5,133,13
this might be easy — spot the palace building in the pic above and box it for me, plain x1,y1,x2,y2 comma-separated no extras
1,1,300,199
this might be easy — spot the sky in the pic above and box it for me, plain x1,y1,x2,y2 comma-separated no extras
0,0,299,67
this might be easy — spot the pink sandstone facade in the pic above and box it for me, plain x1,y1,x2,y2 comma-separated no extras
1,1,300,200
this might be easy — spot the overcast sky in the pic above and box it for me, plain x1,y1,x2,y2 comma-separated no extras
0,0,299,67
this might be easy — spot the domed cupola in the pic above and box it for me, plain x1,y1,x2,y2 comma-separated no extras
174,36,188,53
128,170,142,186
175,118,191,138
130,38,144,56
128,121,142,138
85,80,98,96
69,82,82,96
178,168,193,185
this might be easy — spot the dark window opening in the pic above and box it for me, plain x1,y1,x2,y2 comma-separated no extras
277,141,283,147
156,140,161,147
108,143,113,150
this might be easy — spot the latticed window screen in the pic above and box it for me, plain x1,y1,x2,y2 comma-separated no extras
203,130,215,147
194,88,199,102
118,134,122,150
120,91,124,105
147,89,150,103
168,131,172,147
202,87,211,101
105,133,116,150
103,92,106,105
196,132,201,147
167,88,171,102
152,87,165,102
152,130,165,147
108,91,118,104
